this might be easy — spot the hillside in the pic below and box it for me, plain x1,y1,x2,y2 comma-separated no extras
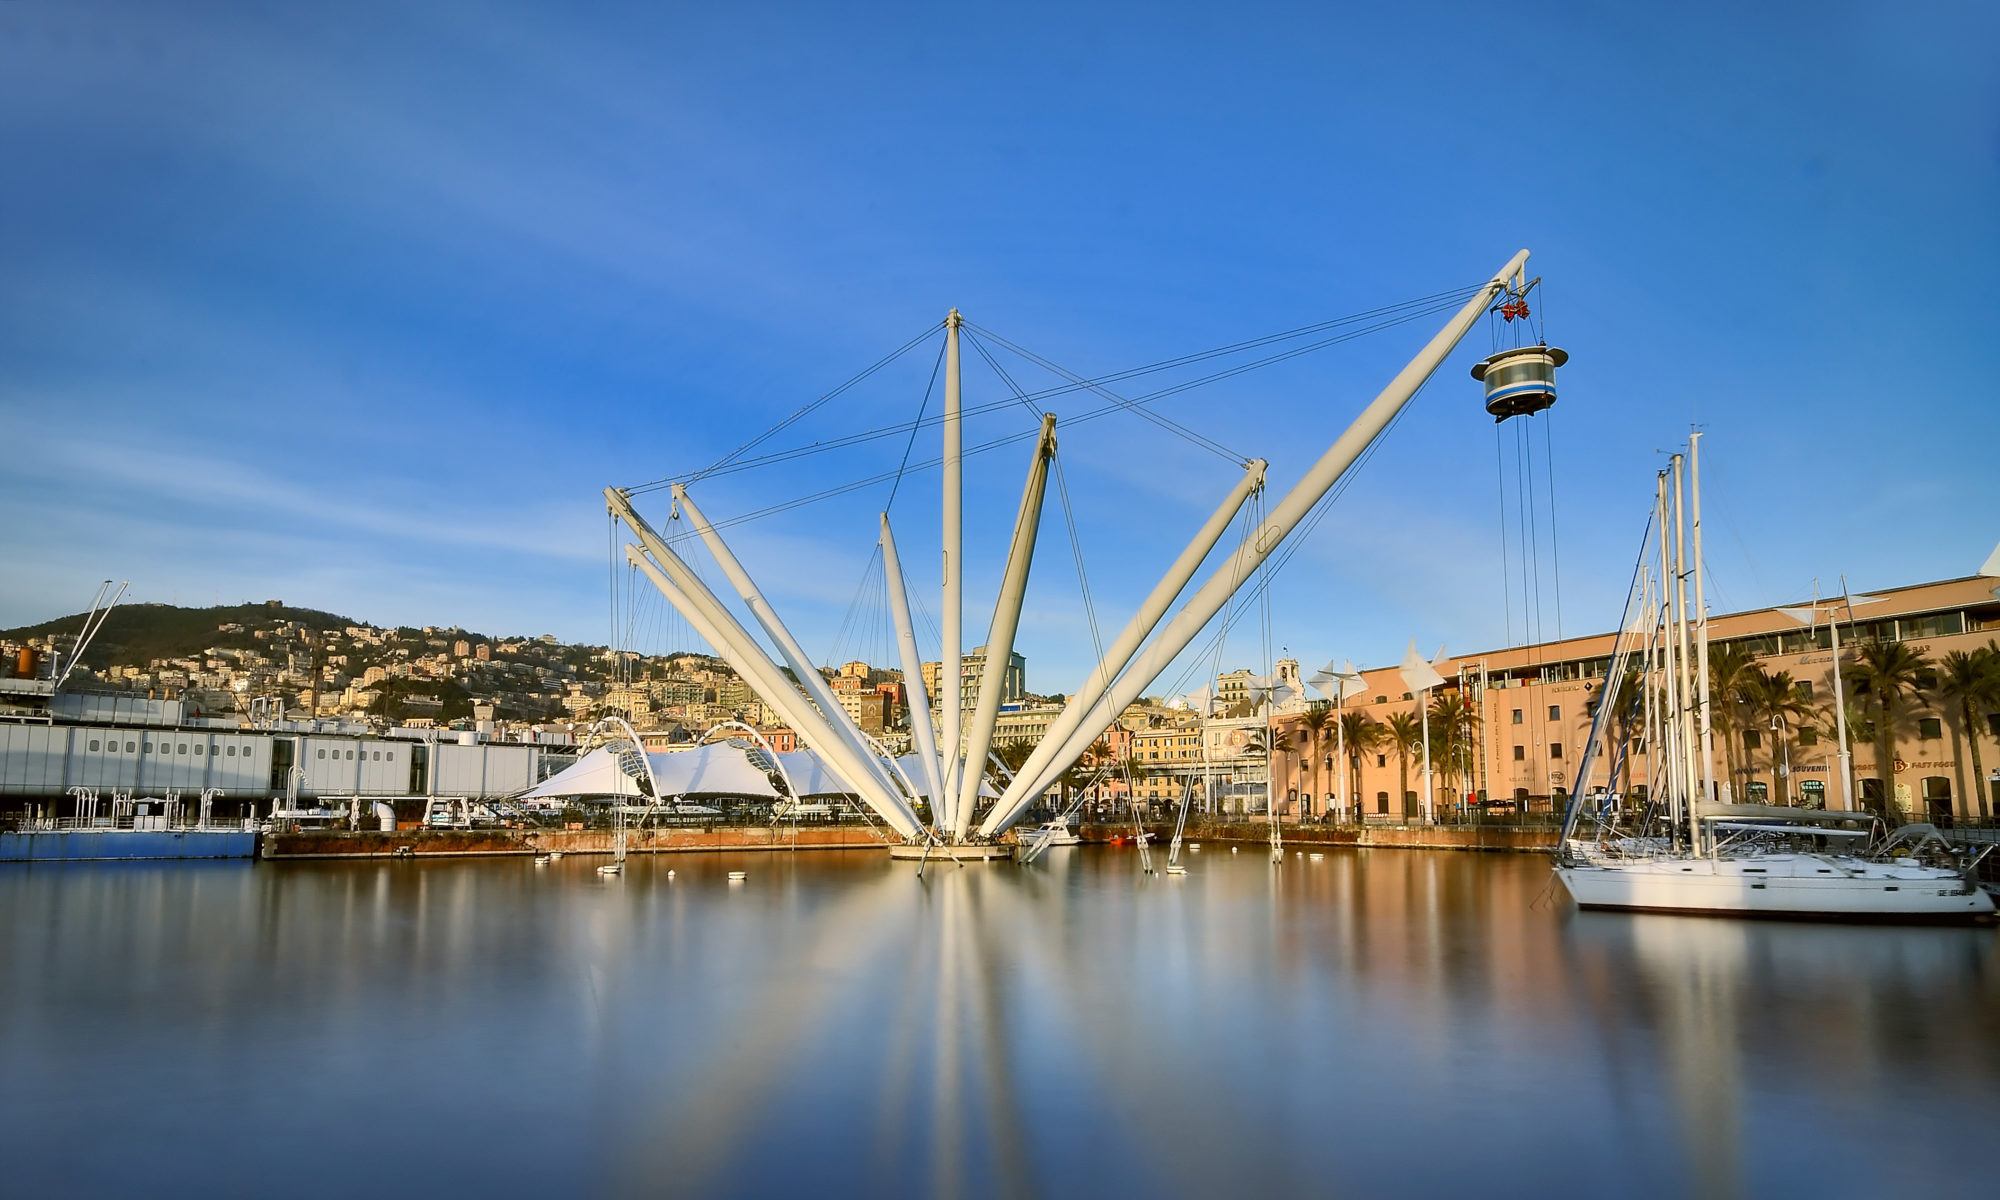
0,602,355,671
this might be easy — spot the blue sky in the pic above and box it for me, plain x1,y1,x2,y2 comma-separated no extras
3,1,1996,693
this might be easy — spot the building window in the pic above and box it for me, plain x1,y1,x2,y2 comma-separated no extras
1511,709,1523,724
1550,743,1563,759
1918,717,1942,740
1375,696,1387,705
1743,730,1761,750
1797,728,1818,747
1548,705,1561,721
1376,754,1387,767
1376,791,1388,814
1513,745,1525,761
1794,681,1813,699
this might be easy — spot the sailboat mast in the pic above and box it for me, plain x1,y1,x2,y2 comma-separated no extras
1830,578,1856,812
1655,473,1684,850
1688,433,1716,806
1670,455,1700,840
939,309,964,830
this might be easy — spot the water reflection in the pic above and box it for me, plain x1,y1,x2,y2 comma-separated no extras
0,849,1994,1198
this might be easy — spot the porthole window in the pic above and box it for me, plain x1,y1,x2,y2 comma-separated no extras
144,742,153,752
385,752,394,762
195,745,204,756
372,751,380,761
227,746,236,757
317,749,326,759
126,741,136,753
89,740,101,752
177,744,187,754
347,750,354,760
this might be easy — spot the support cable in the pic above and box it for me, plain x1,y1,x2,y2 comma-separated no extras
681,321,945,486
628,289,1476,493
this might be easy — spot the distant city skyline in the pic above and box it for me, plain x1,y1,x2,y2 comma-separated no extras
3,2,1996,694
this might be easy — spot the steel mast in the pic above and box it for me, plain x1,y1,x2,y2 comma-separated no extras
939,309,965,824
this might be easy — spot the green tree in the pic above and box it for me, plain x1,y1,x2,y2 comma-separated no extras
1384,712,1422,819
1844,641,1933,819
1707,642,1758,797
1426,691,1481,805
1586,667,1645,799
1741,668,1813,804
1296,705,1335,816
1338,710,1384,818
1937,644,2000,821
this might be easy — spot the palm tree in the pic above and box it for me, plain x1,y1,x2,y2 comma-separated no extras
1384,712,1422,820
1740,668,1812,804
1296,704,1335,818
1707,643,1757,798
1844,641,1933,819
1587,667,1645,799
1242,728,1292,818
1339,710,1384,819
1937,644,2000,821
1426,692,1480,811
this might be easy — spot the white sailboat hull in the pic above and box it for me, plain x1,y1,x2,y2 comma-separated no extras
1556,853,1993,920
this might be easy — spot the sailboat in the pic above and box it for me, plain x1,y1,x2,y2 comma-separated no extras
1553,436,1992,920
597,801,627,876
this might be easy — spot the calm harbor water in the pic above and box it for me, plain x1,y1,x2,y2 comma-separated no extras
2,845,1996,1199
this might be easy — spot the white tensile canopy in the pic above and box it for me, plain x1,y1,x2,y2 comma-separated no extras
775,751,858,798
520,743,786,802
517,741,993,805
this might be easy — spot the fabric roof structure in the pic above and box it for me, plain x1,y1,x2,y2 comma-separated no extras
774,751,857,798
520,743,784,801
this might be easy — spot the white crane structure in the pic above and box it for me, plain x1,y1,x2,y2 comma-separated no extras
606,249,1535,854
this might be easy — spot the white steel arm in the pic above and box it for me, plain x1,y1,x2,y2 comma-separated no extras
974,458,1264,828
672,483,907,804
881,513,949,817
979,249,1532,837
952,413,1056,840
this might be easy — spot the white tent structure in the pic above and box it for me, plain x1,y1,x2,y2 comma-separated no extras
521,743,788,803
776,751,861,799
